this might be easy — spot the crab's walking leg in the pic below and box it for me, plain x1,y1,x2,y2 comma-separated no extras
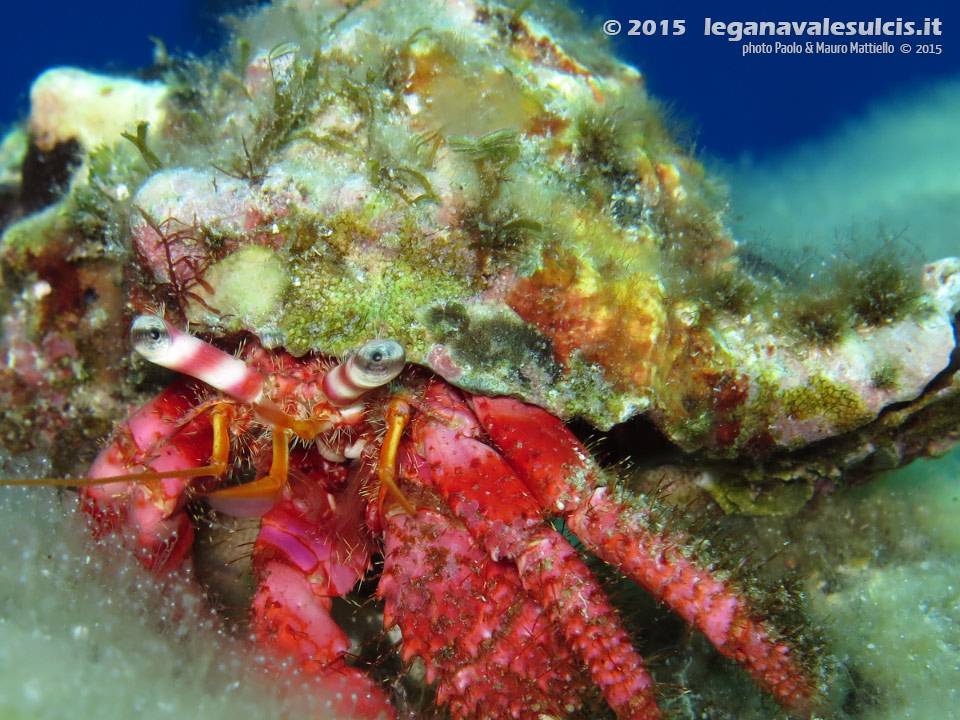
470,395,823,715
380,481,589,720
415,382,661,720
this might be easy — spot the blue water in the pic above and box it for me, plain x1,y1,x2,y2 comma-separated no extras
588,0,959,158
0,1,247,129
1,0,957,160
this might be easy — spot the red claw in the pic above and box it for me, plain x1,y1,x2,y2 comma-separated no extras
82,378,212,573
251,463,373,669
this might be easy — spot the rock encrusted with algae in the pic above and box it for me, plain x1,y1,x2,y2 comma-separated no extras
0,0,958,469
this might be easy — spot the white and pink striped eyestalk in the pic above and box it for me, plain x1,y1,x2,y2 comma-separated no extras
131,315,264,404
322,339,406,406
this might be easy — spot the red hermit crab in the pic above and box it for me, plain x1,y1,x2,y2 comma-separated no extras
11,313,822,720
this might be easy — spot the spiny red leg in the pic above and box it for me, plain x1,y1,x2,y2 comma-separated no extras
470,394,822,714
568,490,822,713
415,382,661,720
380,481,589,720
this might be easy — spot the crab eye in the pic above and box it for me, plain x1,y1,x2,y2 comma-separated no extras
352,339,405,386
131,315,172,358
322,339,406,405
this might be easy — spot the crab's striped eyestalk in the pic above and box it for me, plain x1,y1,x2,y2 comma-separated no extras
322,339,405,406
131,314,264,404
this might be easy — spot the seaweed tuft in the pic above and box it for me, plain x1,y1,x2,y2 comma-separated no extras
784,288,851,348
870,361,901,391
842,243,923,327
575,108,630,180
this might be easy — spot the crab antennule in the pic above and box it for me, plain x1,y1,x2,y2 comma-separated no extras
131,314,264,404
322,339,406,406
0,403,233,489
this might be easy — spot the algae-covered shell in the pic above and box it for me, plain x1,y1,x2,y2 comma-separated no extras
3,0,958,454
119,0,706,429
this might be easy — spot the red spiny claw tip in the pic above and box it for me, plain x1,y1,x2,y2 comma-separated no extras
250,501,391,719
514,528,662,720
725,622,824,715
316,666,396,720
380,493,590,720
80,482,195,574
251,560,350,667
133,503,195,573
568,489,824,715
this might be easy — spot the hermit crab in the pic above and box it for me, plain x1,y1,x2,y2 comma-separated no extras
3,312,824,719
1,0,960,718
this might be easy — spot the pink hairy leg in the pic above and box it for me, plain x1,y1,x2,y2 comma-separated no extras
380,479,588,720
249,457,392,719
470,395,822,714
413,382,661,720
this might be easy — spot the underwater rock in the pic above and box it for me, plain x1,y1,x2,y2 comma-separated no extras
29,68,169,156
